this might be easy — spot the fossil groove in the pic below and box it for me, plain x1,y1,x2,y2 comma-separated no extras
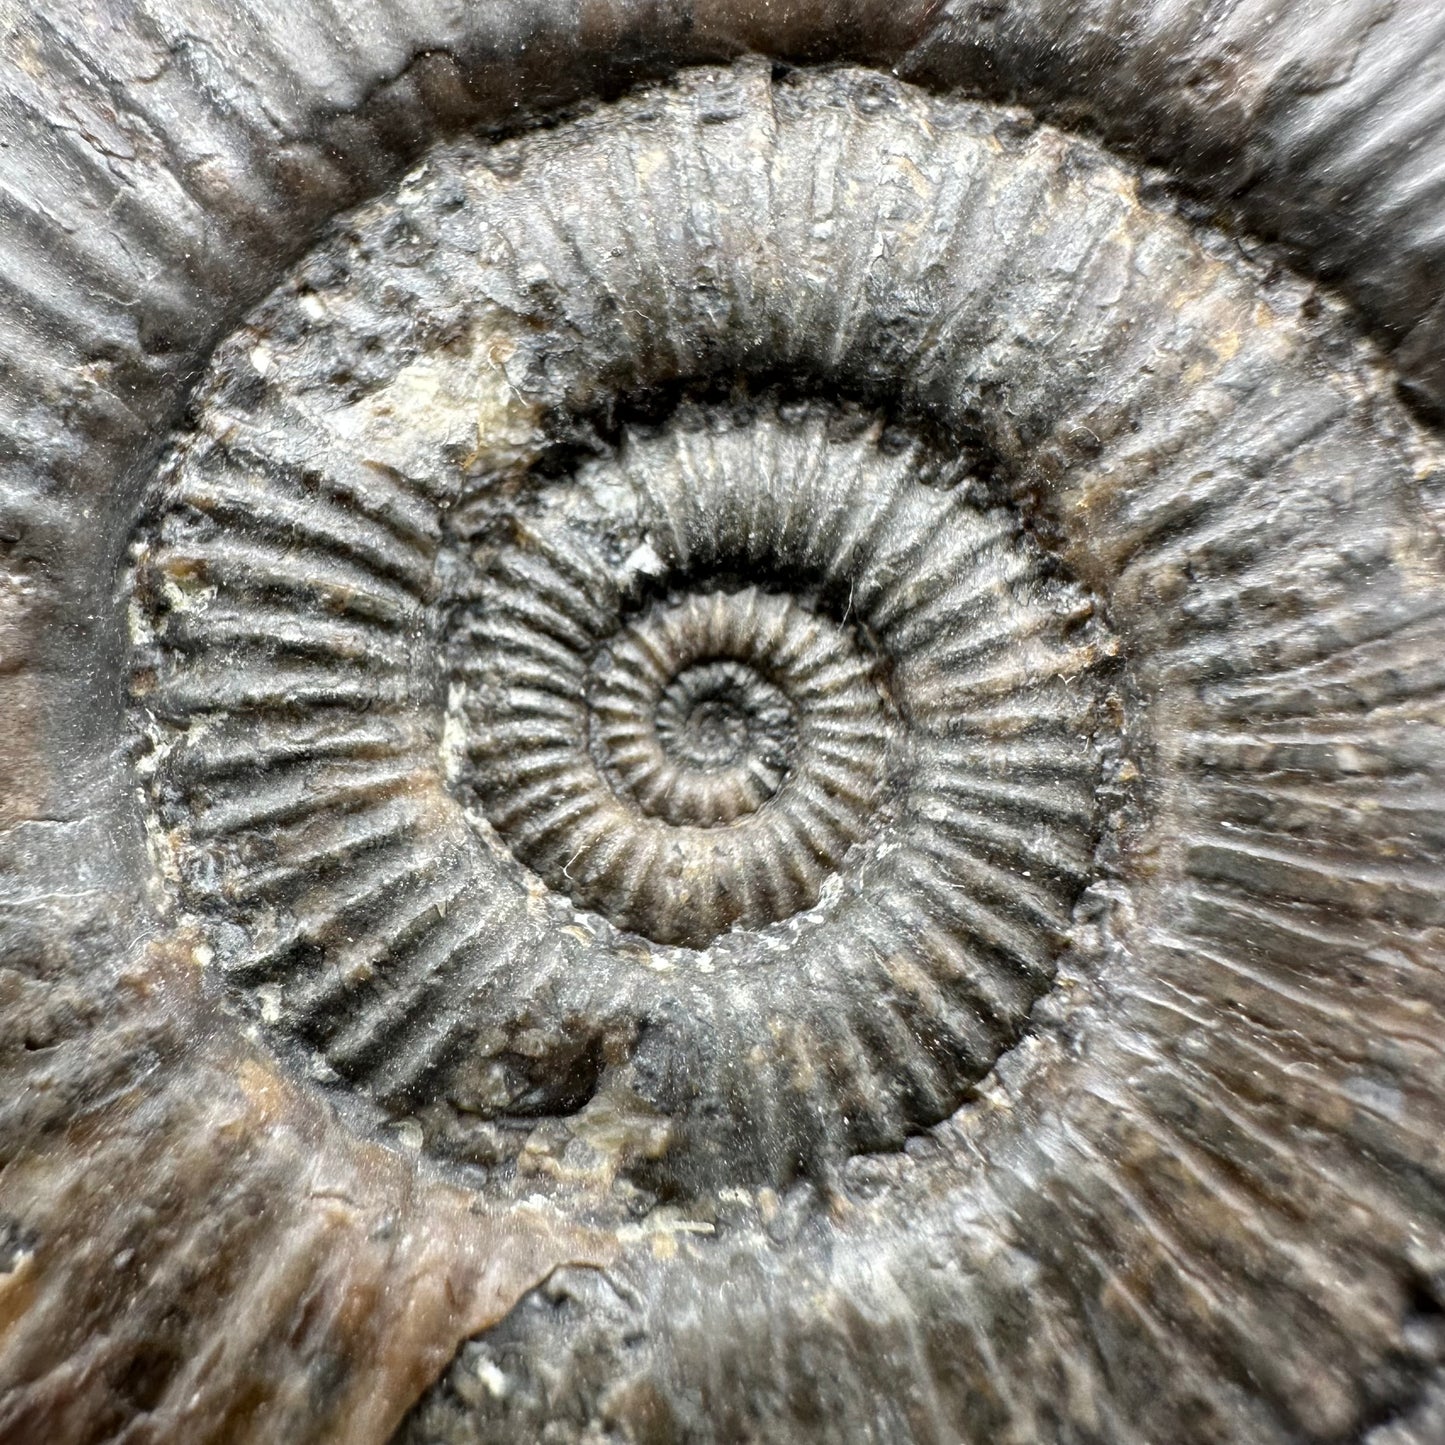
2,9,1444,1445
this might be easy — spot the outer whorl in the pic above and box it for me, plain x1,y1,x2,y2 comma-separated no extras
4,12,1445,1445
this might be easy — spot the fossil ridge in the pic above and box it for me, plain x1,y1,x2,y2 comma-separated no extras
1,9,1444,1445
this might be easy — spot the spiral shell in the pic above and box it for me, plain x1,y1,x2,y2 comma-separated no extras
4,9,1445,1445
127,71,1141,1191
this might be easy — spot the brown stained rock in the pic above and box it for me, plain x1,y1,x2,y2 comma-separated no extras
0,935,613,1445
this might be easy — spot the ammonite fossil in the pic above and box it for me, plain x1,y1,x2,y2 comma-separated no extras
3,5,1445,1445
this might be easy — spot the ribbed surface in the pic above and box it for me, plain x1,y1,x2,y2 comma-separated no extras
0,12,1436,1440
467,577,889,946
456,416,1107,962
126,74,1139,1194
136,400,1112,1181
908,0,1445,424
353,66,1442,1445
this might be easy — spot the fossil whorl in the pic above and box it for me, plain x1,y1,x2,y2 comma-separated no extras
3,9,1445,1445
116,60,1445,1441
124,67,1141,1191
134,384,1119,1183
